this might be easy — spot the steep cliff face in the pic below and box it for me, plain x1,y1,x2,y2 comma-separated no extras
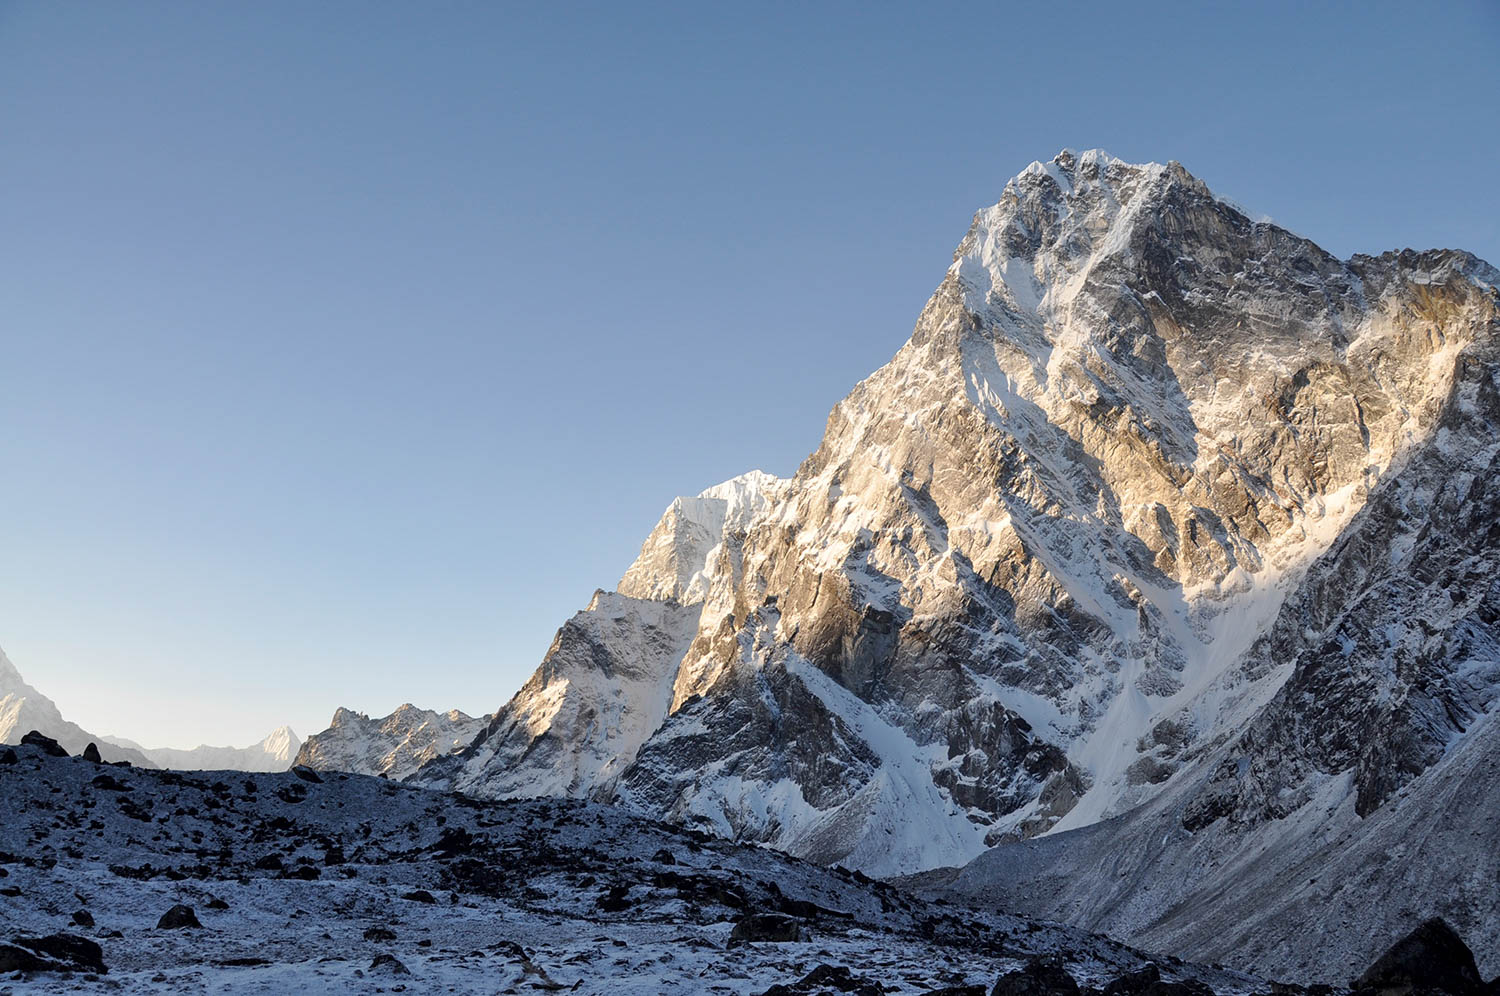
416,151,1499,881
296,703,484,780
421,591,703,799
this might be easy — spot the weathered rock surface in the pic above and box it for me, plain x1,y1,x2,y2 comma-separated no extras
1354,918,1486,996
295,703,483,780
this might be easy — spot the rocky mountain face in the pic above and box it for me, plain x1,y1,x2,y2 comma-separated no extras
408,151,1498,972
948,252,1500,979
0,646,154,767
296,704,484,780
104,726,301,773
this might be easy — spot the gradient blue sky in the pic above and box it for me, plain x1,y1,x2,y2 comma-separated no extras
2,1,1497,749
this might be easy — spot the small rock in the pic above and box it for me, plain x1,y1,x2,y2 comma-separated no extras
81,742,102,763
21,730,68,757
652,848,677,865
157,904,202,929
90,773,128,791
0,748,16,764
729,912,804,944
992,956,1081,996
364,926,397,942
284,866,321,881
757,963,883,995
400,889,437,904
598,884,631,913
292,765,323,783
254,855,285,872
1104,965,1161,996
70,910,94,928
369,953,411,976
206,898,230,910
1355,918,1486,996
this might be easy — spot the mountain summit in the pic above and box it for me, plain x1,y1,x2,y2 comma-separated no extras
403,152,1498,973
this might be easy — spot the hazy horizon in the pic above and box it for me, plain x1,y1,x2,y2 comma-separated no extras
3,0,1498,749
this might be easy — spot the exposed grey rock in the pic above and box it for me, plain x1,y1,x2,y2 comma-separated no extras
156,904,201,929
1354,918,1485,996
729,912,804,944
296,704,484,780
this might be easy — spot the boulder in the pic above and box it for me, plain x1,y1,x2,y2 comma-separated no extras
364,926,397,942
0,943,52,973
400,889,437,904
598,884,631,913
369,953,411,976
156,904,201,929
2,933,107,974
729,913,804,944
757,963,885,995
81,742,102,763
992,957,1081,996
69,910,94,928
20,731,68,757
1355,918,1485,996
291,765,323,784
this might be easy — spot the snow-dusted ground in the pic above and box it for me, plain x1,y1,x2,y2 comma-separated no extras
0,744,1265,994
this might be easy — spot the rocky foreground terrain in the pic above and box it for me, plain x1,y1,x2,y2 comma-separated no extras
2,738,1495,995
0,738,1278,994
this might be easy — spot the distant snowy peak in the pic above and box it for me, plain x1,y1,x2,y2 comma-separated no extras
103,724,302,772
618,470,788,604
0,646,155,767
297,703,485,780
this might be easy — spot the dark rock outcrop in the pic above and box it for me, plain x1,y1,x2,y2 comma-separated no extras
1354,918,1485,996
156,904,201,929
21,731,68,758
0,933,107,974
729,912,804,944
991,958,1081,996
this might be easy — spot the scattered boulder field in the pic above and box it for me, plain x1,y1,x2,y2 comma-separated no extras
0,735,1493,994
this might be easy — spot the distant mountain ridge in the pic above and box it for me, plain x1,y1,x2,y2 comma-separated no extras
295,703,484,780
1,645,154,766
1,644,297,771
103,726,301,772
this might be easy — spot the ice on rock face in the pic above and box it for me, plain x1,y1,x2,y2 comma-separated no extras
408,149,1499,965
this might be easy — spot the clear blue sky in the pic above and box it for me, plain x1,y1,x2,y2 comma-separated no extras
2,1,1496,749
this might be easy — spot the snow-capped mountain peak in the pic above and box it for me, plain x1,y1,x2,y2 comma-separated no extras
405,153,1499,897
